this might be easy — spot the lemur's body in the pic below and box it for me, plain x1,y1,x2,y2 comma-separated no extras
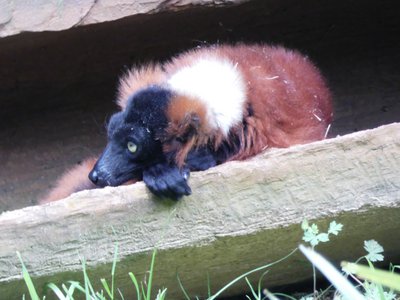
40,44,332,203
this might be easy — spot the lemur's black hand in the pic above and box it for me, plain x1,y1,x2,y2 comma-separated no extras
143,163,191,200
185,146,217,171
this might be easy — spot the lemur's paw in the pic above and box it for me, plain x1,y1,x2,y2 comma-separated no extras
143,163,191,200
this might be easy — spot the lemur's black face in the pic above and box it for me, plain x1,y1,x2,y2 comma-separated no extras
89,112,163,187
89,86,171,187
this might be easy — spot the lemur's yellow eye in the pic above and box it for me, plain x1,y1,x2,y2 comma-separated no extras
127,141,137,153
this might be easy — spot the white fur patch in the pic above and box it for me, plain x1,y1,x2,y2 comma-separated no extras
168,57,246,135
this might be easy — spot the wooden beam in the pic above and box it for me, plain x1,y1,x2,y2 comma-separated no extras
1,123,399,299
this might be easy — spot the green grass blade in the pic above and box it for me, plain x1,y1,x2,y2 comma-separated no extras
128,272,141,300
96,290,107,300
390,264,400,273
141,281,147,300
177,274,191,300
84,274,90,300
67,281,85,294
208,248,298,300
257,270,269,299
117,288,125,300
64,281,81,299
111,243,119,299
112,244,118,276
207,272,211,298
17,251,40,300
343,262,400,292
155,288,168,300
46,283,67,300
81,258,95,299
100,278,112,298
82,259,90,300
245,277,259,299
61,283,68,294
61,283,71,296
146,249,157,300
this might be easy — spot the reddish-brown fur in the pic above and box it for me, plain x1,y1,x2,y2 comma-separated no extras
41,43,332,203
165,94,215,166
39,158,137,204
162,44,332,165
39,158,98,204
117,64,166,109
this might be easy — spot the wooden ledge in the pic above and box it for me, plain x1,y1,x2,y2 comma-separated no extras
1,123,399,299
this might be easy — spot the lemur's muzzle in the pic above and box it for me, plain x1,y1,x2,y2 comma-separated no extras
88,143,139,187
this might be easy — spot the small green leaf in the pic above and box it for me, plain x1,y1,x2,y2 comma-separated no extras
328,221,343,235
302,231,314,242
367,252,384,263
364,240,384,262
303,231,319,247
301,219,309,231
310,224,319,235
317,233,330,243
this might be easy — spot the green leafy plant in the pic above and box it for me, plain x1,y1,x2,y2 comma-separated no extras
295,238,400,300
128,248,167,300
18,218,399,300
339,240,399,300
301,220,343,247
299,245,364,300
18,246,165,300
300,219,343,297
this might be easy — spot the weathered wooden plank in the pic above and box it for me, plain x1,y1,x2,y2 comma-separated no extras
0,123,399,299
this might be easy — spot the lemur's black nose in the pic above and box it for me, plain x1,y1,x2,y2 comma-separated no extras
89,170,98,184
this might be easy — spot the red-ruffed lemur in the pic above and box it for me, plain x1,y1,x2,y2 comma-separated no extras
40,44,332,203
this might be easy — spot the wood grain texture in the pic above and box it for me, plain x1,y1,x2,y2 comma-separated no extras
0,123,399,299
